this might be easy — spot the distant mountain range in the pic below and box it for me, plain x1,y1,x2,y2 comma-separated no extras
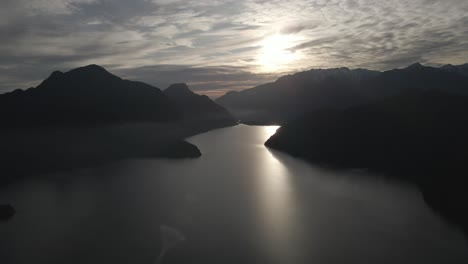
440,63,468,76
0,65,236,180
0,64,235,128
247,63,468,235
217,63,468,124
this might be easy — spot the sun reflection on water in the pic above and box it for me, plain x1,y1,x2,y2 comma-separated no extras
253,125,302,263
264,125,280,138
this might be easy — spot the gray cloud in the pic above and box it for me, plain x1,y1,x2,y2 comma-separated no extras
0,0,467,96
290,36,341,52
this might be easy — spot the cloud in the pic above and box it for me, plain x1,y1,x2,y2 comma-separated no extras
0,0,467,95
279,21,321,34
289,36,340,52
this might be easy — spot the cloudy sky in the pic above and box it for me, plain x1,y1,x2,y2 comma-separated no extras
1,0,467,97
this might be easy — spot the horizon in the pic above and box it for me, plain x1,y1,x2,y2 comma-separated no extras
1,0,467,97
2,61,466,99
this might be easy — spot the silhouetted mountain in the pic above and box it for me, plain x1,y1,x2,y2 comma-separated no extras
217,63,468,124
164,83,236,126
373,63,468,95
265,91,468,234
441,63,468,76
0,64,180,128
0,65,236,180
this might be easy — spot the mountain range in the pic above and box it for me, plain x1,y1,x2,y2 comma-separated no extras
216,63,468,124
246,63,468,235
0,64,235,128
0,65,236,181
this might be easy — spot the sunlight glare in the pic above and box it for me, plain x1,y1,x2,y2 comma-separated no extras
264,125,280,138
257,34,301,72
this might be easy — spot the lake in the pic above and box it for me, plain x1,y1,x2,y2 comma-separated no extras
0,125,467,264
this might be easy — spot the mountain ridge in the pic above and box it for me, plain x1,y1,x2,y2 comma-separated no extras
216,63,468,124
0,64,179,127
0,65,236,181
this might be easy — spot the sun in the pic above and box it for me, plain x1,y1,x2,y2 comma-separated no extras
256,34,301,72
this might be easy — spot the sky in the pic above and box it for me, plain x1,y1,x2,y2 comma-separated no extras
1,0,467,97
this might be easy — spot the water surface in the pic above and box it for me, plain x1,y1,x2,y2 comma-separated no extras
0,125,467,264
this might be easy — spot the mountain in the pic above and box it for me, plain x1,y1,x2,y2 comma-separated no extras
216,63,468,124
0,65,235,180
163,83,236,127
0,64,179,128
372,63,468,95
441,63,468,76
265,90,468,234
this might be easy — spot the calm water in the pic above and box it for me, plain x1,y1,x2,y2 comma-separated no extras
0,125,467,264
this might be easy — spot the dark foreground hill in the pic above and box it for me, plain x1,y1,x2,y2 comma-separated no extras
266,91,468,234
217,63,468,124
0,65,235,183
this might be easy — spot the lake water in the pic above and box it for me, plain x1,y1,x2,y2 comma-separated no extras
1,125,467,264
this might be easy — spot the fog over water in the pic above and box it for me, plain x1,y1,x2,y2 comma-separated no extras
0,125,467,264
